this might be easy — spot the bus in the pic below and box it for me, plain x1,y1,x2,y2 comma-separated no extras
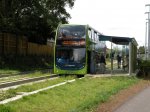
54,24,106,75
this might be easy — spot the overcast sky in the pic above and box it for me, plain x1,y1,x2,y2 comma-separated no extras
67,0,150,46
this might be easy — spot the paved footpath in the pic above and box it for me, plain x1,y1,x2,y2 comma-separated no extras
114,86,150,112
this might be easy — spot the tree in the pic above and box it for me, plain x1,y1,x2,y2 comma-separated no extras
138,46,145,54
0,0,75,44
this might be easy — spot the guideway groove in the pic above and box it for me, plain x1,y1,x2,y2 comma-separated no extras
0,68,53,78
0,78,83,104
0,74,58,89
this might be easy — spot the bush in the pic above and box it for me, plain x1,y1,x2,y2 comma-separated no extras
136,60,150,78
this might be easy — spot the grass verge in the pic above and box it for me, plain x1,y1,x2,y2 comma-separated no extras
0,76,74,101
0,71,51,84
0,76,139,112
0,69,20,75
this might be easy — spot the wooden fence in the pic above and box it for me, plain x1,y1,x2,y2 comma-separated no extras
28,43,53,56
0,32,54,56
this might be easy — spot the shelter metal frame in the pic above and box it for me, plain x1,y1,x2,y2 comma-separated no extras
99,35,138,75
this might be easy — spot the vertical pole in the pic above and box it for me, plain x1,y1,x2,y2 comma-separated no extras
145,22,148,60
148,18,150,59
111,37,113,75
146,4,150,59
129,42,132,75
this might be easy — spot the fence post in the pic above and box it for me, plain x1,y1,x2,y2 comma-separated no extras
16,34,18,55
2,33,4,55
26,37,28,56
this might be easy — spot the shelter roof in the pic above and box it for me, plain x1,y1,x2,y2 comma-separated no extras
99,35,138,46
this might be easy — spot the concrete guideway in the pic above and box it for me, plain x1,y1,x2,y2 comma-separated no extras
0,74,58,90
114,86,150,112
0,79,75,104
0,68,53,78
0,77,84,104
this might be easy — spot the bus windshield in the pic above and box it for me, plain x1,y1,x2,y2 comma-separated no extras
56,48,86,70
58,25,86,39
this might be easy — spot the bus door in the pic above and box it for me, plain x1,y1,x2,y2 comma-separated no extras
90,51,96,74
87,51,91,73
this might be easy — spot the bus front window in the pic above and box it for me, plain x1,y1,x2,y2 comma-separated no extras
56,48,86,70
58,25,86,39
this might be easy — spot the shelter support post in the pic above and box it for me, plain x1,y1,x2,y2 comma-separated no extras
129,42,132,75
111,37,113,75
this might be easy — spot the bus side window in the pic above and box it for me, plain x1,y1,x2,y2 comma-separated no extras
97,34,100,42
92,30,94,40
88,29,92,39
96,33,99,42
94,31,97,42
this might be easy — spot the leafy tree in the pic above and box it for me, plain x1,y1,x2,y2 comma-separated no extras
0,0,75,44
138,46,145,54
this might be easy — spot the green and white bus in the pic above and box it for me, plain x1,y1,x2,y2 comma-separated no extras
54,24,106,75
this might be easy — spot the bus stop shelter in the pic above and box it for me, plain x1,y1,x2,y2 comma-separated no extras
99,35,138,75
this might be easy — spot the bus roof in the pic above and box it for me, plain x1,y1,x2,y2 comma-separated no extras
59,24,102,35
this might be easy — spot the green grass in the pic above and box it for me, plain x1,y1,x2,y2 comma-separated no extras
0,76,139,112
0,76,74,101
0,68,52,76
0,68,20,75
0,71,51,84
